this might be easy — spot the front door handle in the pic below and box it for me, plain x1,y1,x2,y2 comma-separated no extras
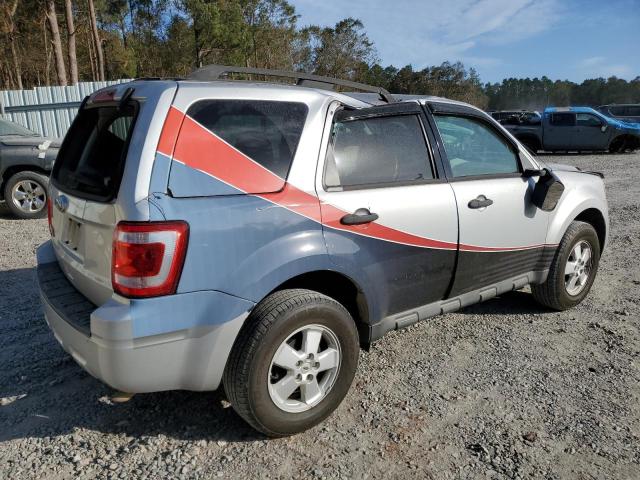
468,195,493,209
340,208,379,225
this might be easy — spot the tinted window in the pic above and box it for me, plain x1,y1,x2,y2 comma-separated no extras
434,115,519,178
576,113,602,127
609,106,626,116
324,115,432,188
187,100,308,178
628,106,640,116
0,119,38,136
550,112,576,126
52,105,136,201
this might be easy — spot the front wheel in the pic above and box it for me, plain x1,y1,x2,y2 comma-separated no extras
3,171,49,219
532,221,600,310
223,289,359,437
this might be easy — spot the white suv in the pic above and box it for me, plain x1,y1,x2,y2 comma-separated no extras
38,66,608,436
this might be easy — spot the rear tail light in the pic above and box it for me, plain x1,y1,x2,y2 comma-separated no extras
111,221,189,298
47,196,54,236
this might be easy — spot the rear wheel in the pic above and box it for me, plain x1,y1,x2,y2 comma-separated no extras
532,221,600,310
3,171,49,219
223,289,359,437
609,137,625,153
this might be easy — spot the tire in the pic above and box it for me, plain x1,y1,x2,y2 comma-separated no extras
609,137,624,153
532,221,600,310
223,289,360,437
3,170,49,219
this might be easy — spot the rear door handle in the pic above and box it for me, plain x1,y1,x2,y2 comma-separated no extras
468,195,493,209
340,208,379,225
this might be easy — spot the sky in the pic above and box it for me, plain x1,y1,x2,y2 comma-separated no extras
291,0,640,84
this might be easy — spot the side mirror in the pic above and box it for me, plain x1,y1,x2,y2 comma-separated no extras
522,167,545,177
600,124,608,133
532,169,564,211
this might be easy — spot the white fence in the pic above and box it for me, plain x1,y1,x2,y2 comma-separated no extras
0,80,132,139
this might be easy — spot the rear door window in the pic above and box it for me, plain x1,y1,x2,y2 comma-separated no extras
324,114,433,189
186,100,308,179
51,104,136,201
550,112,576,126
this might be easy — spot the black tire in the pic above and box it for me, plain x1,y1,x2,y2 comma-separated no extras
532,221,600,310
3,170,49,219
223,289,359,437
609,137,624,153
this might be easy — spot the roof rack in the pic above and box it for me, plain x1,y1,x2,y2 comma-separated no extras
188,65,396,103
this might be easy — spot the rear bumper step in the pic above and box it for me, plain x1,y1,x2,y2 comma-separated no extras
37,261,95,336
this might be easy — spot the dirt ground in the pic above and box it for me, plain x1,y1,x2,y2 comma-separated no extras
0,152,639,480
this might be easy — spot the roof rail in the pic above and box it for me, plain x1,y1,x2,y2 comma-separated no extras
188,65,396,103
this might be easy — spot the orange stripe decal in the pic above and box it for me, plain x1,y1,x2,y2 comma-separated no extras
160,111,557,253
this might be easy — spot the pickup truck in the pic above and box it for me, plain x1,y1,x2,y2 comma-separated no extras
0,118,60,218
503,106,640,153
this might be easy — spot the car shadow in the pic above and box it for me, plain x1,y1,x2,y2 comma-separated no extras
0,266,263,444
456,290,550,316
0,266,550,445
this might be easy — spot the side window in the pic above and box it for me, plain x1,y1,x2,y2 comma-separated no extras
576,113,602,127
550,112,576,126
324,114,433,189
628,106,640,116
187,100,308,178
434,115,520,178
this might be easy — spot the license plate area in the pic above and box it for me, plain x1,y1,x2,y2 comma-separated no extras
61,218,83,253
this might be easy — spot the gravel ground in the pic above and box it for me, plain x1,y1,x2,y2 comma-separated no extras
1,152,639,480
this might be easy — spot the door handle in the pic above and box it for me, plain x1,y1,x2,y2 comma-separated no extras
468,195,493,209
340,208,379,225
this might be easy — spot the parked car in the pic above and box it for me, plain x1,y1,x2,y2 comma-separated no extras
0,118,60,218
597,104,640,124
489,110,541,126
502,106,640,153
37,67,609,437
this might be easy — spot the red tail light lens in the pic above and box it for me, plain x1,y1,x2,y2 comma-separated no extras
112,221,189,298
47,196,54,236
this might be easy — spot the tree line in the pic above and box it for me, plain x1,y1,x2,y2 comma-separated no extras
1,0,638,111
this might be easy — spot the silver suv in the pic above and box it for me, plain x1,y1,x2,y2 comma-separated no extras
37,66,608,436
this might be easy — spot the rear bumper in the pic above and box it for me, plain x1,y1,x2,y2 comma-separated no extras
37,241,253,393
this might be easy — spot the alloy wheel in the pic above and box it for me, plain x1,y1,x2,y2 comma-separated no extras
268,324,341,413
11,180,46,214
564,240,593,296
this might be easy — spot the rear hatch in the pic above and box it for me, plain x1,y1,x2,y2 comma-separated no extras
48,82,174,306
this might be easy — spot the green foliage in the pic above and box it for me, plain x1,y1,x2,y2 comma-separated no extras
485,76,640,110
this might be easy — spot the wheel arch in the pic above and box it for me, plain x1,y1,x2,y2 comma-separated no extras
266,270,372,347
574,208,607,253
0,165,50,200
609,134,640,153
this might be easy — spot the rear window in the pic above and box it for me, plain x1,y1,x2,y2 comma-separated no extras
52,104,136,201
186,100,308,178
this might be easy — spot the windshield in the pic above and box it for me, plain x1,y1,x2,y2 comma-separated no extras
0,118,38,136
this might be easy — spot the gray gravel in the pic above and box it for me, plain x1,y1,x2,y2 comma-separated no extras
1,152,639,480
